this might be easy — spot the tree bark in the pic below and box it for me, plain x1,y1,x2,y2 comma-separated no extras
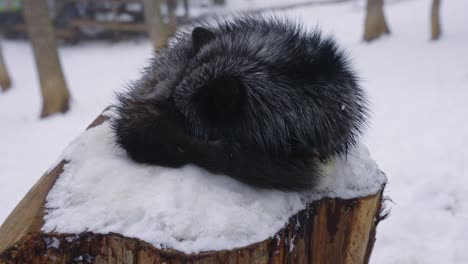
144,0,170,49
431,0,441,40
22,0,70,118
0,112,387,264
363,0,390,42
0,44,12,92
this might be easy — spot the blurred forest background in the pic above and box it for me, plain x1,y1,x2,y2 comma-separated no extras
0,0,442,115
0,0,467,263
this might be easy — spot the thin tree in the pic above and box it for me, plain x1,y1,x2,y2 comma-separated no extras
0,43,12,92
183,0,189,19
363,0,390,42
213,0,226,5
431,0,441,40
23,0,70,118
144,0,170,49
167,0,178,34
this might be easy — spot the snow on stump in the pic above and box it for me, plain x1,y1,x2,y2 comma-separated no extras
0,111,387,264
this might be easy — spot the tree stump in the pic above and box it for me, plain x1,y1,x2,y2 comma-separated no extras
0,112,387,264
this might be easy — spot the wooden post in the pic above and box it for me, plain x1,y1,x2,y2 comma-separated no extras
0,112,387,264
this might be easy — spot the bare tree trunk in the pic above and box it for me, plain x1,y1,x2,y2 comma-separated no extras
167,0,178,34
431,0,441,40
363,0,390,42
183,0,189,19
213,0,226,5
0,44,12,92
144,0,170,49
23,0,70,118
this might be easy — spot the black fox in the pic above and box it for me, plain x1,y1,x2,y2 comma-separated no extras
112,16,368,191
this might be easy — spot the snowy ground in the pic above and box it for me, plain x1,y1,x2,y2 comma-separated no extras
1,0,467,263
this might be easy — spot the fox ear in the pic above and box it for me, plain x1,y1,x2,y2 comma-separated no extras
192,27,215,53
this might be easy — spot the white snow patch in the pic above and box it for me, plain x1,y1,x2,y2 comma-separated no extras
73,254,94,263
42,120,385,254
65,234,80,243
44,237,61,249
289,234,296,252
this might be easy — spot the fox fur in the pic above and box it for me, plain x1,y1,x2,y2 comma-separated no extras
112,16,369,191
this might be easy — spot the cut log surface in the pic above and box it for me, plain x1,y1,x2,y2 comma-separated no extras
0,112,387,264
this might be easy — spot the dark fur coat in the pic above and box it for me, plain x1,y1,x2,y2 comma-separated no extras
112,16,368,191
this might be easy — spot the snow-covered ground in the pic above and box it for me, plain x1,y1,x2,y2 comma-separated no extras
1,0,467,262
